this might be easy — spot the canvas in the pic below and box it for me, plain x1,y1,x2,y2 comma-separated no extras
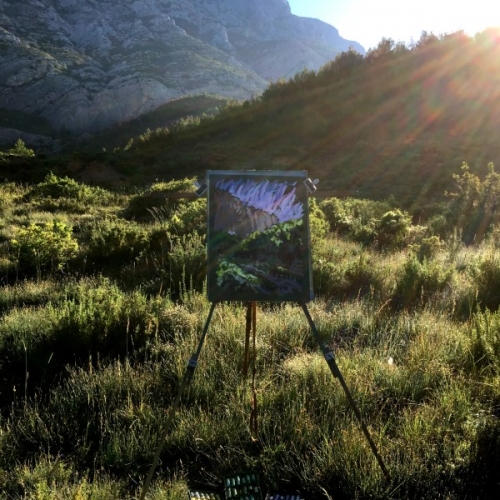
206,170,313,303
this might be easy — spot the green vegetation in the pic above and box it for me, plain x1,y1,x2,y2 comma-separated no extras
92,28,500,207
4,29,500,209
0,167,499,499
2,28,500,499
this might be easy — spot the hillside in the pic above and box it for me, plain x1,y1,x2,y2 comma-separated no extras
3,29,500,213
83,30,500,209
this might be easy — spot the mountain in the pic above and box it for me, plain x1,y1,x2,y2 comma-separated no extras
0,0,364,142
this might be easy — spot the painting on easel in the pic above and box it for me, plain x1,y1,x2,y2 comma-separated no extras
206,170,313,303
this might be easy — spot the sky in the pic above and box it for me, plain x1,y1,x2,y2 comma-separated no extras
287,0,500,51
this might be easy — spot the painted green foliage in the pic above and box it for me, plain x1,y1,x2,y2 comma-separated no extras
215,218,305,296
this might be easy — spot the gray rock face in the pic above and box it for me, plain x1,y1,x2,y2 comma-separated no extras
0,0,364,134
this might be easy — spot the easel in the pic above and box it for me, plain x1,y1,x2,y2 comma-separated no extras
139,301,389,500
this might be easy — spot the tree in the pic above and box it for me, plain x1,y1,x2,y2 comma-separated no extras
8,138,35,157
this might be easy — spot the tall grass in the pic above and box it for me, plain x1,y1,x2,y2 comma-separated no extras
2,175,500,498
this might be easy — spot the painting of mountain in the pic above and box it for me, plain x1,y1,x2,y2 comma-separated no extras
207,170,313,303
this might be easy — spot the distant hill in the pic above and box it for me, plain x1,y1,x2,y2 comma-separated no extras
0,0,363,144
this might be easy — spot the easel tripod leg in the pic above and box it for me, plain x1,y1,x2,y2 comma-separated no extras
138,301,218,500
300,303,390,481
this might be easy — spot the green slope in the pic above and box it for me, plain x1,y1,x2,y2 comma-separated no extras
4,29,500,212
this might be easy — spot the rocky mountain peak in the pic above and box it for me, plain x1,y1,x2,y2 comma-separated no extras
0,0,364,139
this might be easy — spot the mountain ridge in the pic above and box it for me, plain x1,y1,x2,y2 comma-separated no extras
0,0,364,141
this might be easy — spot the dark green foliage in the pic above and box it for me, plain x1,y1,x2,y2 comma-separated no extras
473,253,500,312
392,253,455,309
77,218,149,270
319,197,394,245
24,173,115,212
317,47,365,81
123,178,197,221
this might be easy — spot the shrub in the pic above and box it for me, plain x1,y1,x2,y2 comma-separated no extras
412,235,444,262
123,178,197,221
445,162,500,243
312,235,387,300
150,198,207,237
375,209,412,249
24,173,115,213
26,172,91,200
77,218,149,270
7,138,35,157
318,197,395,246
318,197,352,234
10,221,79,277
473,253,500,311
392,253,455,309
308,197,329,244
0,278,162,400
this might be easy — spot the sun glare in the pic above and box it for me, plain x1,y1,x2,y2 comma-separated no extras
329,0,500,50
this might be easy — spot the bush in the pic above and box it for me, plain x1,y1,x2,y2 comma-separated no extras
392,253,455,309
150,198,207,237
375,209,412,249
318,197,395,246
77,218,149,271
7,138,35,157
445,162,500,244
312,236,387,300
411,235,444,262
0,278,161,400
308,197,329,244
473,253,500,311
123,178,197,221
24,173,115,213
10,221,79,277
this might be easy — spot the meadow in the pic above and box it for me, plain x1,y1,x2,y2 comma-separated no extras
1,167,500,499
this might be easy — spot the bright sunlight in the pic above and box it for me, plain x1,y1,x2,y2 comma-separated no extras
288,0,500,50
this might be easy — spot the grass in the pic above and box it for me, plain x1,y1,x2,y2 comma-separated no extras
0,288,496,498
1,173,500,499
